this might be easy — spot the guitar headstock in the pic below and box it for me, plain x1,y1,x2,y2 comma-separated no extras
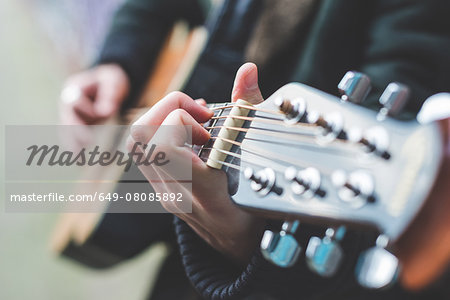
199,72,446,289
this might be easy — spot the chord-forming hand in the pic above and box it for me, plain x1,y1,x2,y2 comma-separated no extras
127,63,266,264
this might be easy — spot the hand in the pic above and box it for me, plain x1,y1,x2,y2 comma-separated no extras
129,63,265,264
59,64,130,125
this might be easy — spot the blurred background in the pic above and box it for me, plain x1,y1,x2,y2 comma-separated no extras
0,1,167,299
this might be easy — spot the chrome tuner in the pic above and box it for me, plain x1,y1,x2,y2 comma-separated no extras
285,167,325,199
244,167,282,196
356,235,400,289
306,226,346,277
338,71,372,104
261,220,301,268
378,82,410,120
348,126,391,160
275,97,307,124
307,111,346,141
332,170,376,208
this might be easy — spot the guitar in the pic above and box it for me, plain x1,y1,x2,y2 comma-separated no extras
196,71,450,291
52,67,449,292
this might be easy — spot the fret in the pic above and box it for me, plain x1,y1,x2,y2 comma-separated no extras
197,102,230,159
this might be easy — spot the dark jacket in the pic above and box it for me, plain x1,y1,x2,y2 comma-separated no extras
95,0,450,299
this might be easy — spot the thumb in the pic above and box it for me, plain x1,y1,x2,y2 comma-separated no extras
94,69,128,118
231,62,264,104
94,84,122,118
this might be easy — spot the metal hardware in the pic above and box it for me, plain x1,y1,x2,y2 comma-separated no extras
285,167,325,199
356,235,400,289
306,226,346,277
244,167,282,196
348,126,391,160
332,170,376,207
307,111,346,141
378,83,410,119
338,71,372,104
275,97,307,124
261,220,301,268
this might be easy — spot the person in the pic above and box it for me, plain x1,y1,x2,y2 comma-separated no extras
60,0,450,299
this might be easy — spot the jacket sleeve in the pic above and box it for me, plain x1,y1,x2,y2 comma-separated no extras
360,0,450,118
174,217,374,300
96,0,211,108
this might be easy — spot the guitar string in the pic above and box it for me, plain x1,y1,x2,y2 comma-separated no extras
206,101,367,156
211,103,324,128
211,106,285,122
204,105,353,174
200,145,331,176
206,125,356,157
242,136,356,158
199,157,240,171
210,114,317,128
206,125,336,147
201,104,354,175
197,103,228,158
208,136,335,175
211,103,284,116
200,147,285,173
206,125,318,138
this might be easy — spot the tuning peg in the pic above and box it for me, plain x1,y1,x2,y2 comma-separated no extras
348,126,391,160
355,235,400,289
338,71,372,104
306,111,347,141
332,170,376,208
306,226,346,277
260,221,301,268
285,167,326,199
275,97,307,124
378,83,410,119
244,167,282,196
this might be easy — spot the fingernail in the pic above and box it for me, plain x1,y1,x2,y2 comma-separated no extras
198,102,213,114
244,68,258,90
204,107,214,115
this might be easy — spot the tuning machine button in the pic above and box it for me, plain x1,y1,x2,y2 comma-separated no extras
338,71,372,104
244,167,282,196
275,97,307,124
356,235,400,289
261,220,301,268
332,170,376,207
306,226,346,277
378,83,410,120
285,167,326,199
